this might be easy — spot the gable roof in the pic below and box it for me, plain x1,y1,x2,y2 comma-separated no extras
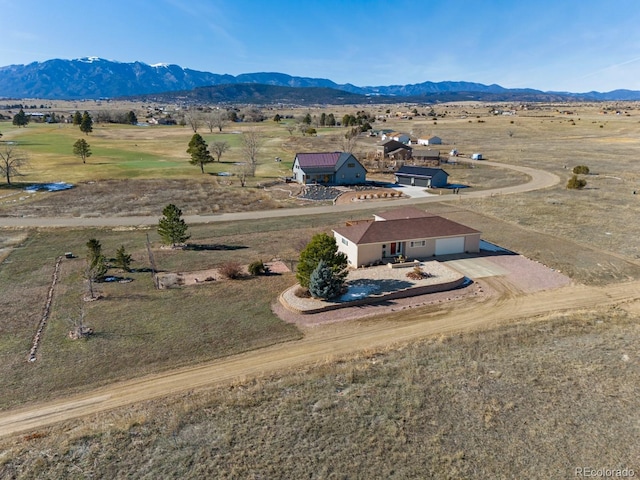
378,139,412,149
296,152,341,168
412,148,440,158
396,166,448,177
334,215,480,245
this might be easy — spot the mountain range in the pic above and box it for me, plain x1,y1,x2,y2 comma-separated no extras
1,57,639,103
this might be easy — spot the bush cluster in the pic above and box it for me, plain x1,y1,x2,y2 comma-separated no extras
567,175,587,190
572,165,590,174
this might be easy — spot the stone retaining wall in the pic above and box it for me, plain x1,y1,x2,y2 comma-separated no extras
280,276,466,315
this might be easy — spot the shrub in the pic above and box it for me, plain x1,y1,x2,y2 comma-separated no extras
406,266,434,280
572,165,590,175
567,175,587,190
219,261,243,279
248,260,268,276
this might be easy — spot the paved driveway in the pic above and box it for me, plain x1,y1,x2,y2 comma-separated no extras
444,257,509,278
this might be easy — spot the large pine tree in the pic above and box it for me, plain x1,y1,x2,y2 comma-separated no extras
157,204,190,247
187,133,213,173
79,111,93,135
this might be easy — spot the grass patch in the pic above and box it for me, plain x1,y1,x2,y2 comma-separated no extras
1,309,637,478
0,227,301,410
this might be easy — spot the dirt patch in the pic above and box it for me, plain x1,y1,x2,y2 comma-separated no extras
158,261,290,287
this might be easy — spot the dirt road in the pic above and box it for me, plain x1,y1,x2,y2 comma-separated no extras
0,278,636,438
0,161,558,228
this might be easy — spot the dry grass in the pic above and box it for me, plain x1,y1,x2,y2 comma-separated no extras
1,308,637,479
0,227,302,410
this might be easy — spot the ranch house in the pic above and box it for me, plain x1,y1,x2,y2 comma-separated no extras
395,166,449,188
292,152,367,185
333,207,481,267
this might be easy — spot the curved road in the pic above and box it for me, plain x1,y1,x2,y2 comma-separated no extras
0,160,558,228
1,279,638,438
0,161,569,438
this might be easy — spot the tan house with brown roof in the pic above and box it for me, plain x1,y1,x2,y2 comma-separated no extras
333,207,481,267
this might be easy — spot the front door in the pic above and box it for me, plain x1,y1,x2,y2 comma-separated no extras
390,243,396,255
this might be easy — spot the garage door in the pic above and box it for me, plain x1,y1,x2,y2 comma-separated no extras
435,237,465,255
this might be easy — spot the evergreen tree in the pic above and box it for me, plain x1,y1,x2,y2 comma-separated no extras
73,138,92,164
296,233,348,289
158,204,190,247
125,110,138,125
309,260,343,299
326,113,336,126
114,245,133,272
85,238,108,281
12,109,29,127
186,133,213,173
73,111,82,125
79,111,93,135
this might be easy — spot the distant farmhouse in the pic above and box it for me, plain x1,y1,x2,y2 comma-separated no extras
417,136,442,146
292,152,366,185
395,166,449,188
381,131,411,145
376,139,412,160
411,148,441,166
333,207,481,267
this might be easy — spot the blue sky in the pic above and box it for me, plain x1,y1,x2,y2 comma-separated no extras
2,0,640,92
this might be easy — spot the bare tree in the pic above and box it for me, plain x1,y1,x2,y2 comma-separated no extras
241,129,262,176
0,144,28,185
185,108,202,133
211,110,229,132
285,123,296,136
211,140,230,162
340,127,361,153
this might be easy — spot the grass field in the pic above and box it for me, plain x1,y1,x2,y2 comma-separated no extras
1,308,637,478
1,101,640,477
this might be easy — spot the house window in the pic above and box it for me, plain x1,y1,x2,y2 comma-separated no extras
410,240,426,248
341,238,349,246
347,163,355,168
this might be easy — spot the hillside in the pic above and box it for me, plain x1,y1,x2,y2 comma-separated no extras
2,57,640,102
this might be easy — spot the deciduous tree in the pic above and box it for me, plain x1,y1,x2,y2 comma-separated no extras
241,129,262,176
296,233,348,289
210,140,230,162
187,133,213,173
0,144,28,185
158,204,190,247
73,138,92,164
